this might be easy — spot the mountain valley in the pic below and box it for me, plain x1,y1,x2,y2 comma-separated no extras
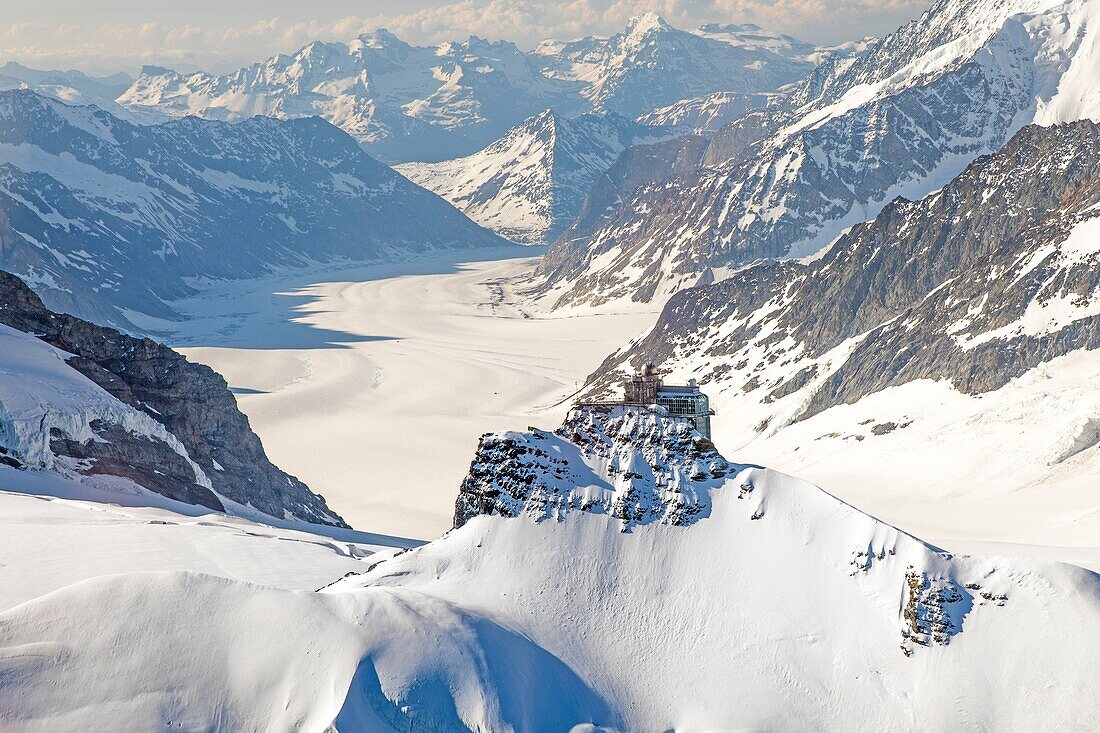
0,2,1099,730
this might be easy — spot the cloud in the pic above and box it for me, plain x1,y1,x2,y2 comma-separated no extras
0,0,929,74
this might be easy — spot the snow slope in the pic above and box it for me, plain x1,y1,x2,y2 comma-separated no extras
1,406,1096,730
636,90,771,134
0,477,409,612
396,111,669,243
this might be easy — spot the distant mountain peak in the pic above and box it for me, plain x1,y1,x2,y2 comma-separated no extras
117,17,810,163
396,110,670,243
625,12,673,36
139,64,176,77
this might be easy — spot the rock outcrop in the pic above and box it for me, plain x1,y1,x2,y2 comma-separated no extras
455,404,732,530
0,269,346,526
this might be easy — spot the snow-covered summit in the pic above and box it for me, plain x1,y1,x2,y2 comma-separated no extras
396,110,670,243
542,13,813,120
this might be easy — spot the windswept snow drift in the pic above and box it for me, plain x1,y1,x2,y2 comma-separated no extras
1,407,1096,731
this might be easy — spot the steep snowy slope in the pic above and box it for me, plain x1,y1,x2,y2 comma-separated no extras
586,120,1100,560
540,0,1100,308
0,481,409,613
636,90,771,133
0,89,503,327
395,111,668,243
0,268,345,526
119,16,815,163
1,406,1096,730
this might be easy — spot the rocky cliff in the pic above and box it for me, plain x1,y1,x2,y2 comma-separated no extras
0,268,346,526
455,404,732,529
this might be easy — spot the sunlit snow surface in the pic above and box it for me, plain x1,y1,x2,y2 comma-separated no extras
158,249,658,539
0,409,1096,731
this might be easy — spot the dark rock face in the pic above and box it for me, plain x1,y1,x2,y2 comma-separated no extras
902,570,971,650
0,269,347,526
49,421,224,511
455,404,733,530
586,121,1100,425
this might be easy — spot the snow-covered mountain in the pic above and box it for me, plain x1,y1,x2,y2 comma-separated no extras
118,33,575,164
395,111,670,243
2,404,1096,729
0,89,503,328
585,120,1100,556
118,15,817,163
636,90,771,133
0,268,345,527
539,0,1100,308
535,13,812,120
0,62,142,117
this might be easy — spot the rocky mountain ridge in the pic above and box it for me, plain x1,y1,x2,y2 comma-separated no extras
0,268,345,526
538,0,1100,308
587,120,1100,417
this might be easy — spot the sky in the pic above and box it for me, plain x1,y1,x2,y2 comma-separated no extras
0,0,932,75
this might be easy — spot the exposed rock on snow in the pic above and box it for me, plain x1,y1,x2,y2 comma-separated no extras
0,269,345,526
456,404,731,529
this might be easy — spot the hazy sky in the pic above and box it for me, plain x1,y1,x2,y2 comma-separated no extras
1,0,932,75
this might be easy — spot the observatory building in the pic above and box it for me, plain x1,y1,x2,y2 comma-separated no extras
618,363,714,439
